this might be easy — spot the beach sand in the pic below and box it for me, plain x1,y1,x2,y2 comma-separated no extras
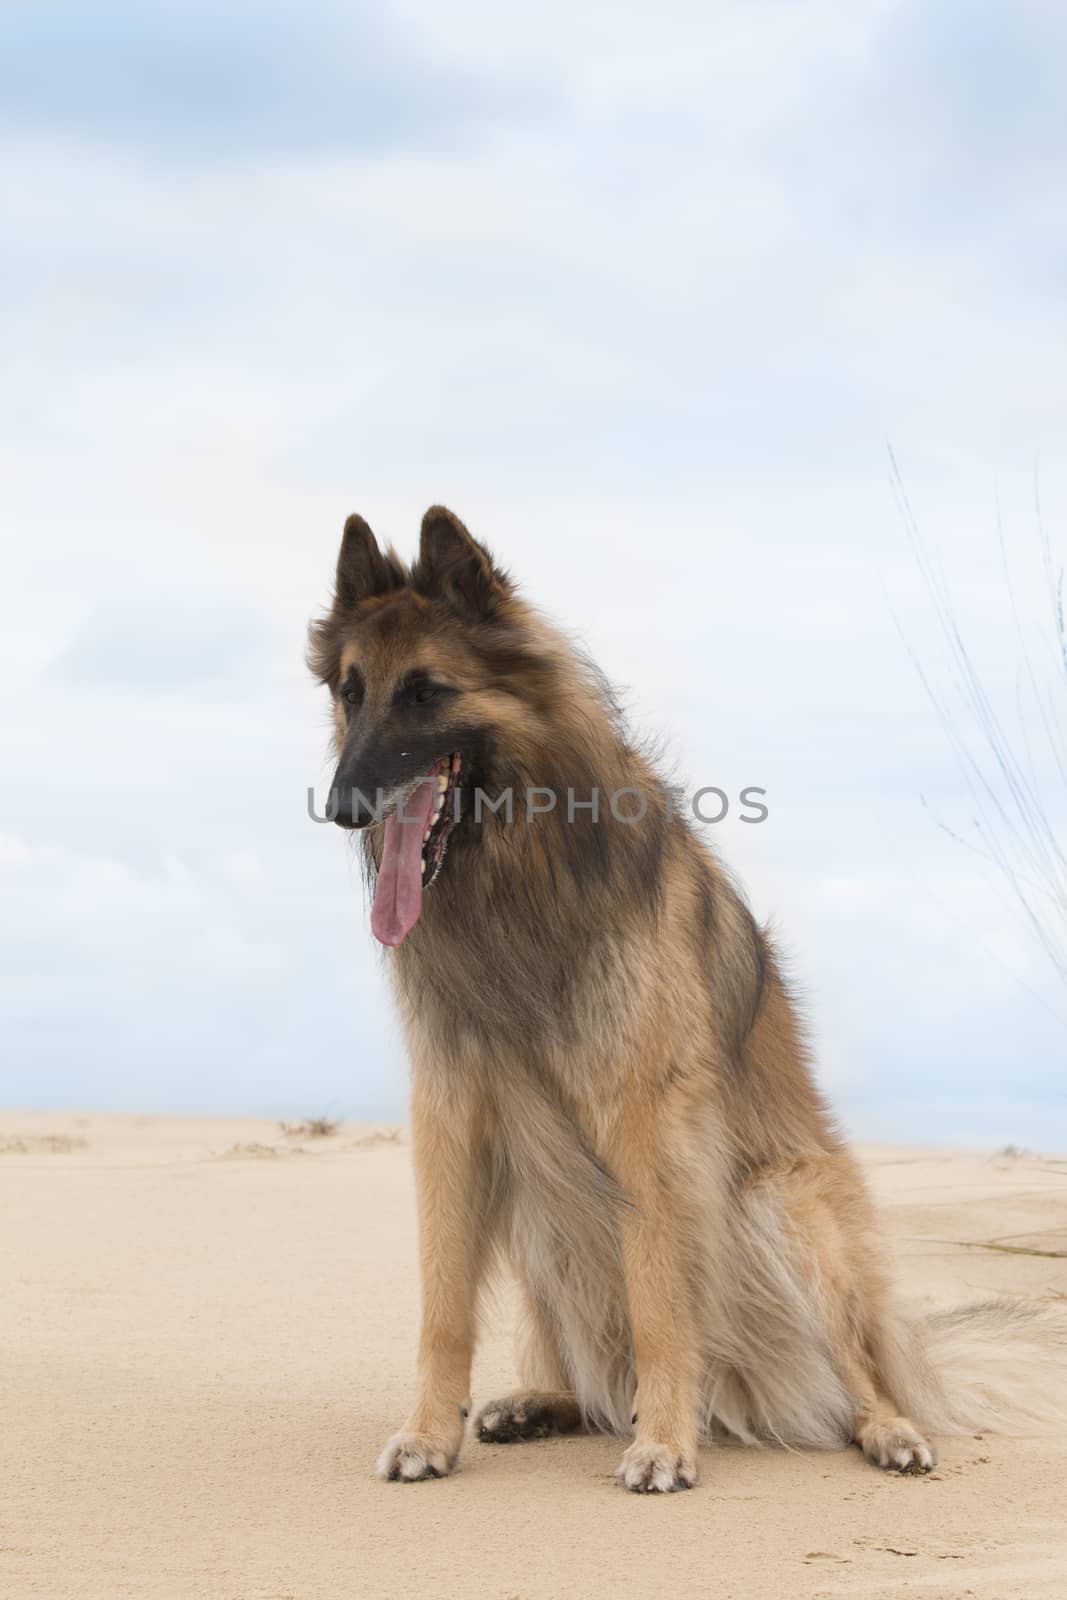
2,1111,1065,1599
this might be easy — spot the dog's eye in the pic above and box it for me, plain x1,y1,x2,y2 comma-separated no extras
395,673,445,708
339,670,364,709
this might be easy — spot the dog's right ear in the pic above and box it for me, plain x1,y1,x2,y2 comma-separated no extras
333,513,404,610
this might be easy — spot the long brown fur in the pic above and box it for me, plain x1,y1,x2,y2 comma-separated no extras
310,506,1066,1492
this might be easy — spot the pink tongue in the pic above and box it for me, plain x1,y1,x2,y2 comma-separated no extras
371,773,439,947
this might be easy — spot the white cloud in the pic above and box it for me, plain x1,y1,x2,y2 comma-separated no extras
1,0,1065,1139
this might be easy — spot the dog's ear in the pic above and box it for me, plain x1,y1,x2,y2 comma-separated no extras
334,513,404,609
412,506,507,620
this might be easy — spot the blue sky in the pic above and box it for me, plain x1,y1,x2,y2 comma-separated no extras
2,0,1066,1144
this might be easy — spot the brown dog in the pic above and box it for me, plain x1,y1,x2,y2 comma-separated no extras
309,506,1064,1492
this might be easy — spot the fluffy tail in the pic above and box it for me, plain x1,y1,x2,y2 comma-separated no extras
877,1298,1067,1436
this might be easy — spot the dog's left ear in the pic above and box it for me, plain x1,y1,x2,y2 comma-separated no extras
412,506,508,620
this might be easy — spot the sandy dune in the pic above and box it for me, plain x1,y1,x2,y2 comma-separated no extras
1,1111,1065,1600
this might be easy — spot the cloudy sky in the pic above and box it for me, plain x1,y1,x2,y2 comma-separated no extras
2,0,1066,1144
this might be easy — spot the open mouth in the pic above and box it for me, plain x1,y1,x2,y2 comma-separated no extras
421,752,461,889
370,753,462,948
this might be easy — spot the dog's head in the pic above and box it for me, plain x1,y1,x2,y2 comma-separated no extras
308,506,549,945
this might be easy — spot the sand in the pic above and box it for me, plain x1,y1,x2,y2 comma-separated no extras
1,1111,1065,1600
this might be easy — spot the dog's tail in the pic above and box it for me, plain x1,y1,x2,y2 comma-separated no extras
876,1298,1067,1435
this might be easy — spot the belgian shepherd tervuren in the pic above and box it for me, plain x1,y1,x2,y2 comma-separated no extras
309,506,1063,1492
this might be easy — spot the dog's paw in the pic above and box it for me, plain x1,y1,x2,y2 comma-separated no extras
475,1391,582,1444
860,1418,936,1474
616,1438,699,1493
376,1431,457,1482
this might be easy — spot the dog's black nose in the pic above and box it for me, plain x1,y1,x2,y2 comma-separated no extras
332,788,357,829
331,785,379,830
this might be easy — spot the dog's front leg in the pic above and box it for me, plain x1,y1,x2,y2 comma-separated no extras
376,1072,487,1482
608,1095,701,1493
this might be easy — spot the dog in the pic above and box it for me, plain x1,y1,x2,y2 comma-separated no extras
309,505,1064,1492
